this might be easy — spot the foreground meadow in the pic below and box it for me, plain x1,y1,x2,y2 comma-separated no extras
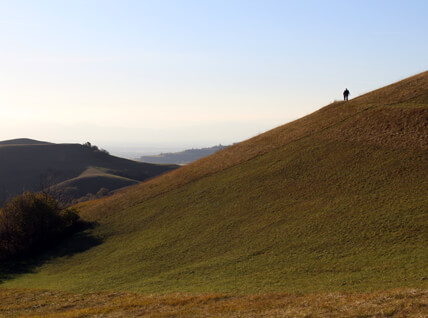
1,288,427,317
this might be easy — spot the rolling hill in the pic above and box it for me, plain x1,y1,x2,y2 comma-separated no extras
1,71,427,296
0,141,177,205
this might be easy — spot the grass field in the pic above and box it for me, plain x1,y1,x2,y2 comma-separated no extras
0,72,427,315
1,288,426,317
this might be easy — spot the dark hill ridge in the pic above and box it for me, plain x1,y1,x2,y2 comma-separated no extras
138,144,229,164
0,142,177,205
0,138,51,145
3,71,427,294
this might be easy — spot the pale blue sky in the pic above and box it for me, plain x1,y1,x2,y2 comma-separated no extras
0,0,427,154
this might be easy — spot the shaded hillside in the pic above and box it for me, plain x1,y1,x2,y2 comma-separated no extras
55,167,140,201
139,145,229,164
0,142,177,205
3,71,427,294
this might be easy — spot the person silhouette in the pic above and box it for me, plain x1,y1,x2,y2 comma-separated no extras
343,88,350,101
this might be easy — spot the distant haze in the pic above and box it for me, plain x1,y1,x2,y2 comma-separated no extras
107,145,193,159
1,1,427,149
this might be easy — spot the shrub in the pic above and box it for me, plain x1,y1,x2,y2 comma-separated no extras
0,192,81,259
96,188,110,198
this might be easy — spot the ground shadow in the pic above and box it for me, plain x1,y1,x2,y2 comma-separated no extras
0,224,103,283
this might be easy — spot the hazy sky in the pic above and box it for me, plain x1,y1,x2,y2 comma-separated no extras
1,0,427,153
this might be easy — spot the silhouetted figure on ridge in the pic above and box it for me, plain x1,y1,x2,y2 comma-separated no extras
343,88,350,101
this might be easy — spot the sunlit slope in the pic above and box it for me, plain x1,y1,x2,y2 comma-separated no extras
80,71,428,218
4,71,427,293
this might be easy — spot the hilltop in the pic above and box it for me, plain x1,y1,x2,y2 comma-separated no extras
0,141,177,205
0,138,51,145
138,144,229,164
1,71,427,295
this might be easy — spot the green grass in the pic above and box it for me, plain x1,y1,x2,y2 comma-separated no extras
1,71,427,294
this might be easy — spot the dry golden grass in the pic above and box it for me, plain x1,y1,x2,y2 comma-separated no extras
1,288,427,317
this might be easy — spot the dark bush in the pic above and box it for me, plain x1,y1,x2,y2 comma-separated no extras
96,187,110,198
0,192,81,259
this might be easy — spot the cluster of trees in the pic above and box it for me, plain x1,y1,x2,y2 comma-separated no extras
0,192,82,260
82,142,109,155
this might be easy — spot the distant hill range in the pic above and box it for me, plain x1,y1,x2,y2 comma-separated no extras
138,144,229,164
0,139,177,206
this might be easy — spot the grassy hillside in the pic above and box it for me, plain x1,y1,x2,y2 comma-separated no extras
0,142,177,204
1,72,427,294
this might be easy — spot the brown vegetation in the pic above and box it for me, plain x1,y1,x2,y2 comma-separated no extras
0,192,80,259
0,288,426,317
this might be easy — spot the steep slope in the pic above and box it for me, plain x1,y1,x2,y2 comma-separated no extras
2,71,427,293
0,142,177,205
